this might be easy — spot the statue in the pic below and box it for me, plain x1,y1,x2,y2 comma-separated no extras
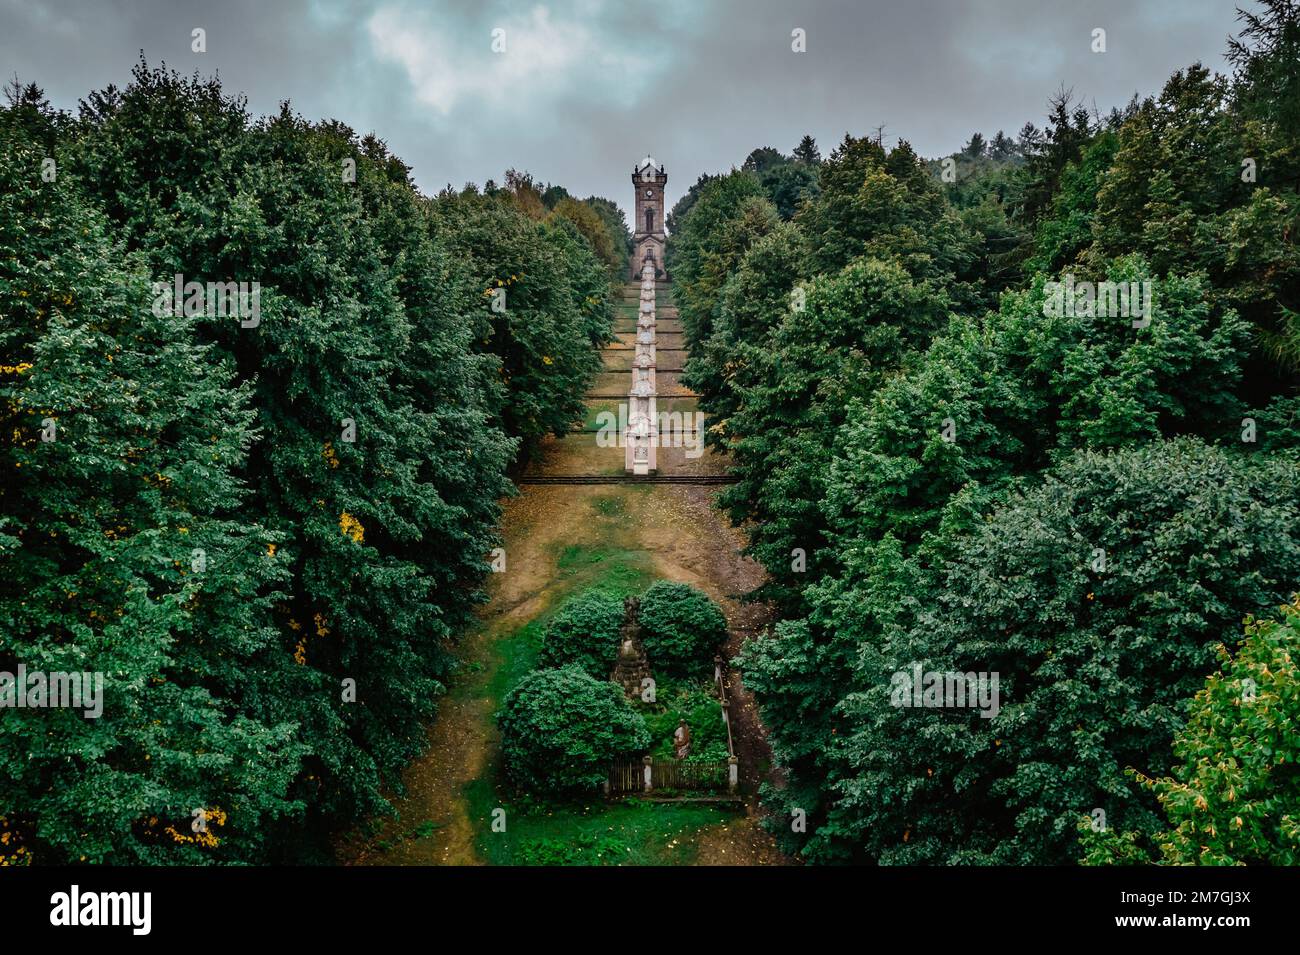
673,719,692,760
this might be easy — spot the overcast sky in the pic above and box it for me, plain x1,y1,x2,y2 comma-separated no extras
1,0,1250,222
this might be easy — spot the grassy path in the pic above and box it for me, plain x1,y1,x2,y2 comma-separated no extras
337,284,789,866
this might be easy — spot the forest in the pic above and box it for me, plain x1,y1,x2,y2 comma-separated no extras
2,1,1298,871
0,59,630,864
667,1,1300,865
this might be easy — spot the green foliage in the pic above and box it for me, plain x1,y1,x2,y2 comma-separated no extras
537,591,625,678
665,171,717,240
637,582,727,677
824,259,1250,558
0,127,303,864
669,9,1300,870
792,134,821,166
1018,90,1096,229
583,195,633,271
671,134,987,612
1025,132,1118,275
925,134,1030,298
798,135,980,286
741,144,819,219
1228,0,1300,166
1082,598,1300,866
0,78,68,148
497,666,651,795
0,60,607,864
720,256,953,609
641,680,730,763
1248,393,1300,451
1048,55,1300,387
752,440,1300,865
52,64,519,852
665,171,774,346
682,220,803,455
429,186,609,450
550,196,622,276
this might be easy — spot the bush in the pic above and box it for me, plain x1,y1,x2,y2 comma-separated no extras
1082,597,1300,866
537,591,625,678
637,582,728,676
497,666,650,794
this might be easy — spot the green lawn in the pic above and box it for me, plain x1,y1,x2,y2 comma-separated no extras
466,781,734,865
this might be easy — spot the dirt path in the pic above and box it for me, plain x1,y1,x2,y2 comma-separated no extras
691,809,791,865
337,486,596,865
337,283,791,866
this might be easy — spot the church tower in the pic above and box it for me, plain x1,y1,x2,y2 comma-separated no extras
631,155,667,280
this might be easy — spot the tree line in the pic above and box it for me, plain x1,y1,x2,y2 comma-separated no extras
0,59,629,864
668,0,1300,865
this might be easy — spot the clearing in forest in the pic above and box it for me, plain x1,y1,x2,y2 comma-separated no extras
338,283,789,866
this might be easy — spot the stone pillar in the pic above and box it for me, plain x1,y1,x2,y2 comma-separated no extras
625,393,657,475
728,756,738,794
635,329,655,366
611,596,652,698
646,394,658,473
635,354,655,394
643,755,654,792
626,275,657,474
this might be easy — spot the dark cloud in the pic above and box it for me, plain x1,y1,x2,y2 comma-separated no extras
1,0,1247,221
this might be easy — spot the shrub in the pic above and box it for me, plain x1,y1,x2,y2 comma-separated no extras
637,582,728,676
537,591,625,678
1082,596,1300,866
497,666,650,794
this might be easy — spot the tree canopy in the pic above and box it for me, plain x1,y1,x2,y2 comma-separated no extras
669,2,1300,867
0,60,619,864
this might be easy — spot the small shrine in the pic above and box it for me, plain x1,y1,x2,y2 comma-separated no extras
611,596,652,697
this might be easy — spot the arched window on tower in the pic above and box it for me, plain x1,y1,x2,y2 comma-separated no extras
645,208,655,232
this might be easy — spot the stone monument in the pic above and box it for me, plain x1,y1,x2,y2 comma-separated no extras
611,596,652,698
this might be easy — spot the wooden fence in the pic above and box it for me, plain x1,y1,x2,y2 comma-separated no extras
652,758,730,791
606,757,731,795
608,759,644,795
